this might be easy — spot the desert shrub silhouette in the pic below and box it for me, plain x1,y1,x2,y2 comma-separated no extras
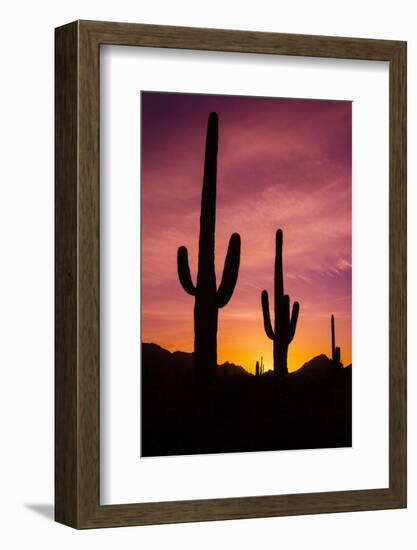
177,113,241,377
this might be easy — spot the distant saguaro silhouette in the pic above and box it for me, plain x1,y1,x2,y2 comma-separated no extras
255,360,260,377
261,229,300,377
177,113,241,375
331,314,341,367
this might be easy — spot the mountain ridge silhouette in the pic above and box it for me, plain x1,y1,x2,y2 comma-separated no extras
141,341,352,457
142,342,351,378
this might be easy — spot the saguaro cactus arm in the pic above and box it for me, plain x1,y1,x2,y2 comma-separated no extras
289,301,300,342
216,233,241,308
261,290,275,340
177,246,196,296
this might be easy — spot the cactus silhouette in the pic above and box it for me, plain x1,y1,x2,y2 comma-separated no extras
177,113,241,376
255,360,260,377
261,229,299,377
331,314,341,366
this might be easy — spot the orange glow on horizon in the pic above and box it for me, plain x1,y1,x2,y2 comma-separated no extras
141,92,352,374
143,307,352,374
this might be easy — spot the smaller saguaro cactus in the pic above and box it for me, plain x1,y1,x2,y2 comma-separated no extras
261,229,300,377
331,314,341,366
255,357,264,377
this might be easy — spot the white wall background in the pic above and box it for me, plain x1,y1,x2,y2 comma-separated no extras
0,0,414,548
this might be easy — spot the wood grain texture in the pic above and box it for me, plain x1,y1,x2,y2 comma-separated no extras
55,21,79,527
55,20,407,529
388,41,407,504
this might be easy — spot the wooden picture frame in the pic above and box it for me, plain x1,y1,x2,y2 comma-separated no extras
55,20,406,528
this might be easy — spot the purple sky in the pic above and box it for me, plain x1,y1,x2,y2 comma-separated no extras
141,91,352,372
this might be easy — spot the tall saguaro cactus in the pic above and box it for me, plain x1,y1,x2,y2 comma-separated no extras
177,113,241,376
331,314,341,366
261,229,299,377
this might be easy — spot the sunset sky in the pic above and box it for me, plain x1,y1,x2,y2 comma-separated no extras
141,91,352,374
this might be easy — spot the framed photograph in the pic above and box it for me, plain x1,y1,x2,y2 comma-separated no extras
55,20,406,528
